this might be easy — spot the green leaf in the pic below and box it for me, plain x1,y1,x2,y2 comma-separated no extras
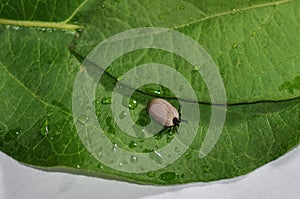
0,0,300,185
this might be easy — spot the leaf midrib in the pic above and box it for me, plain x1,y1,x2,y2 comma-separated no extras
0,0,89,31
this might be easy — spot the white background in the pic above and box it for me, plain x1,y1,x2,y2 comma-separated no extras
0,145,299,199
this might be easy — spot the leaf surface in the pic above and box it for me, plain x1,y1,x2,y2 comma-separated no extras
0,0,299,185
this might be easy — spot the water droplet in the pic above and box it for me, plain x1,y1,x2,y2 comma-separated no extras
101,4,105,8
154,90,161,95
101,97,112,105
185,152,192,159
167,133,174,143
106,117,113,126
96,110,101,116
108,127,116,136
98,164,103,169
40,121,49,136
154,133,163,140
160,172,177,182
11,25,23,31
130,155,138,163
94,99,100,105
175,147,180,152
38,27,46,32
193,65,200,71
76,165,80,168
119,162,123,167
154,151,163,158
128,99,137,111
143,148,153,153
119,111,127,119
117,75,123,81
232,43,238,49
179,5,185,10
149,151,163,164
168,131,175,136
203,166,212,173
128,141,137,148
231,8,237,15
147,172,155,178
113,143,118,151
15,131,19,135
46,28,54,32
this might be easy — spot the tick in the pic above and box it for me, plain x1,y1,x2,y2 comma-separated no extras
148,98,184,130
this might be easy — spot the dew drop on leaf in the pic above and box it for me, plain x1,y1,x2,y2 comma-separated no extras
101,97,112,105
172,147,179,154
112,143,118,151
185,152,192,159
232,43,238,49
154,133,163,140
147,171,155,178
130,155,138,163
128,141,137,148
119,111,127,119
158,14,164,19
154,90,161,95
159,172,177,182
96,110,101,116
94,99,100,105
231,8,237,15
149,151,163,164
40,121,49,136
128,98,138,110
192,65,200,71
117,75,123,81
203,166,212,173
167,135,174,143
98,164,103,169
179,5,185,10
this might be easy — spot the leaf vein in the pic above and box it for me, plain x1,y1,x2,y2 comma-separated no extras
172,0,292,30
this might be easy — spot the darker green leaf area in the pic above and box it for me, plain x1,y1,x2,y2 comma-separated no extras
0,0,300,185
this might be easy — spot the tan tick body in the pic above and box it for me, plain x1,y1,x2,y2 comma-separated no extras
148,98,180,127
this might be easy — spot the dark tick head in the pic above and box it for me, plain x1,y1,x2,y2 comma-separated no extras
172,117,181,127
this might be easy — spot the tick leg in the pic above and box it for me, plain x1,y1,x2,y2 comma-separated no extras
174,126,179,134
157,126,168,135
